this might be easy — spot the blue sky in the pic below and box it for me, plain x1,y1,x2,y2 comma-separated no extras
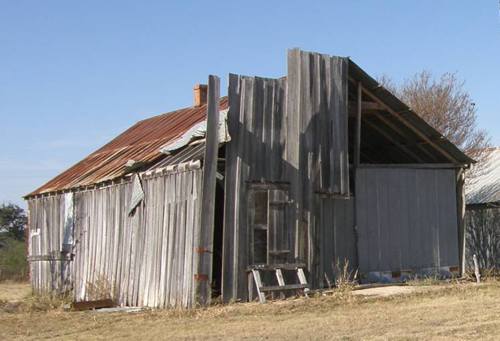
1,1,499,207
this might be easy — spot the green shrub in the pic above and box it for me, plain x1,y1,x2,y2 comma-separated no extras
0,237,28,281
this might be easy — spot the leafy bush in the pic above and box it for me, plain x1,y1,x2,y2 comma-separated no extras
0,236,28,281
0,203,27,241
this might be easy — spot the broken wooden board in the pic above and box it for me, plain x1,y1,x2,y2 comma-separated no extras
71,299,115,311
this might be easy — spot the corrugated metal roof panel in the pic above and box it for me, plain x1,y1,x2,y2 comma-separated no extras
148,143,206,170
466,148,500,205
27,98,228,197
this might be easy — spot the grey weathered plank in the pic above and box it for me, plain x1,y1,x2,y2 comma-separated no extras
222,73,241,302
224,73,289,302
251,270,266,303
259,284,307,292
195,75,220,305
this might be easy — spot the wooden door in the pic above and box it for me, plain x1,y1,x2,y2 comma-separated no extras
248,186,292,265
268,188,292,264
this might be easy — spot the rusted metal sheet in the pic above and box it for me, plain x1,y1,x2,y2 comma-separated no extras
27,98,228,197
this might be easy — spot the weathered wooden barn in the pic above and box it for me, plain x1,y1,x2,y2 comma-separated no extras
25,49,473,308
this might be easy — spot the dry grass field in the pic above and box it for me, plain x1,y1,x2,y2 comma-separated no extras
1,280,500,340
0,281,31,302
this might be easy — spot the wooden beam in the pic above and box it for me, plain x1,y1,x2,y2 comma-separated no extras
363,119,424,163
259,284,308,292
357,82,457,163
358,163,462,169
348,101,384,115
27,254,73,262
369,110,440,162
195,75,220,306
247,263,306,271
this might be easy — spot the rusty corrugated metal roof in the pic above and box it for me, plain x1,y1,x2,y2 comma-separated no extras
27,98,228,197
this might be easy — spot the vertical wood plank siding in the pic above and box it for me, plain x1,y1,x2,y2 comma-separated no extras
288,48,350,288
28,164,203,308
223,49,350,301
223,74,288,301
355,167,459,274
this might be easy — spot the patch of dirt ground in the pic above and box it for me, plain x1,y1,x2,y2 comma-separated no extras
352,284,417,297
1,281,500,340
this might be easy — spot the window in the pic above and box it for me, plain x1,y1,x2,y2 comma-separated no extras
248,184,291,265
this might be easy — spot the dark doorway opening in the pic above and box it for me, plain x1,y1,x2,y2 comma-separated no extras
211,147,225,299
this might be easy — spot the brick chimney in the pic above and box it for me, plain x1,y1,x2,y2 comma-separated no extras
193,84,208,107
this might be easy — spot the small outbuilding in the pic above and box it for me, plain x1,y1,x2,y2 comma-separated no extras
25,49,473,308
465,147,500,269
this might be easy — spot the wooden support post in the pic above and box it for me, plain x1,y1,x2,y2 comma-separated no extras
473,254,481,283
355,82,362,167
456,169,466,277
25,207,31,282
353,82,362,270
195,75,220,306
